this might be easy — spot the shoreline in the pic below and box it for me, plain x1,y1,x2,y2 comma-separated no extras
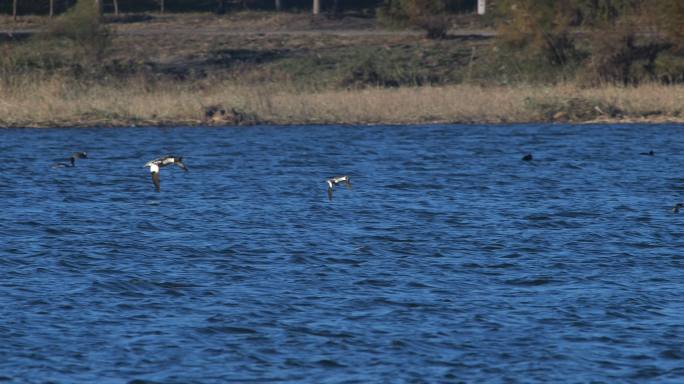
3,12,682,129
2,82,683,128
3,116,684,129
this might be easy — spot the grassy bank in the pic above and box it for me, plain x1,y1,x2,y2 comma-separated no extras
1,11,683,127
1,77,682,127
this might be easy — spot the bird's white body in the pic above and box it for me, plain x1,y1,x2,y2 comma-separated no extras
329,175,349,184
145,156,179,168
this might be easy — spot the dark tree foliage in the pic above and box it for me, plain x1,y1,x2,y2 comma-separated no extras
378,0,475,39
0,0,385,15
495,0,684,84
656,0,684,51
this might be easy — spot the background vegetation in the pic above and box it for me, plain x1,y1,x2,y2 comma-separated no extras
1,0,683,126
494,0,684,84
2,0,385,15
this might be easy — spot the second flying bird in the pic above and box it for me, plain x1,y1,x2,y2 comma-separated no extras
145,155,188,192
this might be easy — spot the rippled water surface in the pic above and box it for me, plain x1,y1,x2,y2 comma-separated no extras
2,124,684,383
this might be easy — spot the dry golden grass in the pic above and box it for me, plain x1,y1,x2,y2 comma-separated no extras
0,14,51,31
1,76,683,127
580,84,684,116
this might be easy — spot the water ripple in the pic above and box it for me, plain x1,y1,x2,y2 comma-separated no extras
1,124,684,382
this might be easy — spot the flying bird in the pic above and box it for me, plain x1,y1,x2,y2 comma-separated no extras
325,175,351,201
144,155,188,192
51,151,88,168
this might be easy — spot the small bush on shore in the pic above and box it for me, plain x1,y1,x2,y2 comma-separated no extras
585,27,670,85
45,0,109,60
338,50,429,88
377,0,451,39
0,0,109,83
655,53,684,84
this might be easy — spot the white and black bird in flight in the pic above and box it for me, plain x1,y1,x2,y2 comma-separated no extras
144,155,188,192
325,175,351,201
51,151,88,168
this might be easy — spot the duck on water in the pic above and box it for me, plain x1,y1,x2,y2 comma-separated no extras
51,152,88,168
144,155,188,192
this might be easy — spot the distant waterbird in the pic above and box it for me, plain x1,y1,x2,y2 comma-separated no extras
522,153,533,161
144,155,188,192
640,150,655,156
51,151,88,168
672,203,683,213
326,175,351,201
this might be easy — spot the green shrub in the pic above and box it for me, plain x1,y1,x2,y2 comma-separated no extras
493,0,684,85
656,0,684,51
495,0,579,66
0,0,110,83
377,0,411,28
377,0,451,39
655,52,684,84
584,22,671,85
336,48,451,87
45,0,110,63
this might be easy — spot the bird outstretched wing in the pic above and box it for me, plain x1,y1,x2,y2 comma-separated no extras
151,172,161,192
175,162,188,172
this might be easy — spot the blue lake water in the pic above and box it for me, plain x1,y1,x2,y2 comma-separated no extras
2,124,684,383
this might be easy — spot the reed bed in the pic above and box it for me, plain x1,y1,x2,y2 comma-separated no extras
1,76,683,127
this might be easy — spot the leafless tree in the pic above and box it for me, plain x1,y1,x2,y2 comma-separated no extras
13,0,18,21
49,0,54,17
113,0,119,16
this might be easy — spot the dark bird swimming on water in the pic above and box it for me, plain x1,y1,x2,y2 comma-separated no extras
672,203,683,213
522,153,533,161
51,151,88,168
640,150,655,156
144,155,188,192
325,175,351,201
